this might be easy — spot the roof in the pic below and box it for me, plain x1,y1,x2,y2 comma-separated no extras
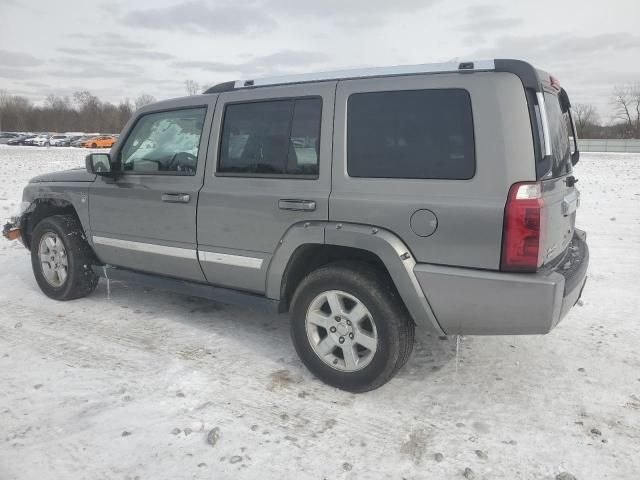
203,59,499,94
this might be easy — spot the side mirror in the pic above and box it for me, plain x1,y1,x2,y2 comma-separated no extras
86,153,113,175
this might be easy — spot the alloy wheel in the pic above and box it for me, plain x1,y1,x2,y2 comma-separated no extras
38,232,68,287
305,290,378,372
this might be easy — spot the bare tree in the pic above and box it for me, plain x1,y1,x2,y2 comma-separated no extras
0,91,32,132
0,89,7,131
117,99,134,129
134,94,156,109
611,83,640,138
572,103,599,138
185,80,202,96
73,90,100,109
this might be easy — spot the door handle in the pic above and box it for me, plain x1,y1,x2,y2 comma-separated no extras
278,199,316,211
161,193,190,203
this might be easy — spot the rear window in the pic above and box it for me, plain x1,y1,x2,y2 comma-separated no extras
347,89,475,179
543,92,572,178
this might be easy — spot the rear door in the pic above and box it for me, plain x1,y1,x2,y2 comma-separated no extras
89,98,215,281
537,88,579,265
197,82,335,293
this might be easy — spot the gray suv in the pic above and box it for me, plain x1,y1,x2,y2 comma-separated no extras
3,59,589,392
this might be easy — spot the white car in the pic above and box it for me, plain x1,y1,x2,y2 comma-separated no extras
31,134,50,146
49,135,70,147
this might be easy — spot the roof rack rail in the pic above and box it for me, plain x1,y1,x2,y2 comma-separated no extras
203,59,496,94
203,80,236,93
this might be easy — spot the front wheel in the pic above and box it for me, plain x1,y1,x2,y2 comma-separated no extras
290,262,414,392
31,215,99,300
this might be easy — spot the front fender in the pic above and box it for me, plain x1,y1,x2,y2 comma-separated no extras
20,182,92,247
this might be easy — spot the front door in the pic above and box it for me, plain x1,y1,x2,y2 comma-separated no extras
89,99,215,281
197,82,335,293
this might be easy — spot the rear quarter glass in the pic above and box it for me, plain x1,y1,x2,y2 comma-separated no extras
346,88,475,180
541,91,572,179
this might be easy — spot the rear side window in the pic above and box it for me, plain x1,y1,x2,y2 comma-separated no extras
543,92,572,178
347,89,475,179
218,97,322,177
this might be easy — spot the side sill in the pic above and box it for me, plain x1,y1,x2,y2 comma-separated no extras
93,266,279,312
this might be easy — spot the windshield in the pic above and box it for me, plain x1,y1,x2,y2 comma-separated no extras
543,91,572,178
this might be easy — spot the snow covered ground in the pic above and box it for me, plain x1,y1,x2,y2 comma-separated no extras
0,145,639,480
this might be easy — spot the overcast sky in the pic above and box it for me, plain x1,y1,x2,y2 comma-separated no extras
1,0,639,120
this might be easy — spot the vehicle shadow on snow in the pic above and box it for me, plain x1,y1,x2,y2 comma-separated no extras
91,279,456,382
398,329,457,381
9,249,457,387
11,265,456,390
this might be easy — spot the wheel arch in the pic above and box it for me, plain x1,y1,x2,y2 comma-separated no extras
22,198,88,251
277,243,390,313
267,221,444,334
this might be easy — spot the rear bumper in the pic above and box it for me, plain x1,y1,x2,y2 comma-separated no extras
414,230,589,335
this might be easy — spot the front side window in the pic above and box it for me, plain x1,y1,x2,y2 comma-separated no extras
218,97,322,177
120,107,206,175
347,89,475,179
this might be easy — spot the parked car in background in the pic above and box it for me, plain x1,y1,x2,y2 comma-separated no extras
0,133,20,144
81,135,116,148
7,134,36,146
71,136,94,147
49,135,71,147
29,134,51,146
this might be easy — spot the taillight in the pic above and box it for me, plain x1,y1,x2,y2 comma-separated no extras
550,75,561,91
501,182,545,272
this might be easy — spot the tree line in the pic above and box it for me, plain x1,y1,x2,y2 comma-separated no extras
0,90,157,133
1,81,639,138
573,82,640,139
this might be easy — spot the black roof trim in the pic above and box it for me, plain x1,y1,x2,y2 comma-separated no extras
494,59,542,91
204,81,236,94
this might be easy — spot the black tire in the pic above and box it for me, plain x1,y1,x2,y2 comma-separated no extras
290,261,414,392
91,143,97,148
30,215,99,301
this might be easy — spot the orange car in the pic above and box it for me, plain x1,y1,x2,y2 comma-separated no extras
82,136,116,148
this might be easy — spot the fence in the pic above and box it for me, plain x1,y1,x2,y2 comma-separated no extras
578,139,640,153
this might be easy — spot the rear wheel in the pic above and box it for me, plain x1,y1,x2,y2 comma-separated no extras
290,262,414,392
31,215,98,300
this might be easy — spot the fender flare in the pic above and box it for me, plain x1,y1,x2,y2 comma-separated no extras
20,184,92,248
265,221,325,300
265,221,444,334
